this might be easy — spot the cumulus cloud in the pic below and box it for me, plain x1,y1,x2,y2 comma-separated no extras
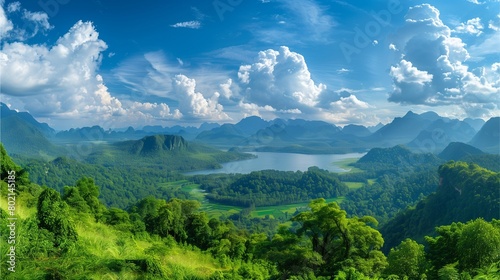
173,74,229,120
238,46,326,111
320,94,376,125
0,20,184,128
170,20,201,29
388,4,500,118
454,17,483,36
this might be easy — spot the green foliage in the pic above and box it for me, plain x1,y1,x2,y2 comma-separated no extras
23,156,189,208
342,170,438,225
355,145,443,174
196,167,349,207
2,144,499,279
384,239,428,279
37,187,78,248
292,198,387,277
457,219,500,272
381,161,500,251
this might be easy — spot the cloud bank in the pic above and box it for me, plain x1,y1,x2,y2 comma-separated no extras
388,4,500,118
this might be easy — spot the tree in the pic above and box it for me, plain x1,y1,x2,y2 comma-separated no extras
384,238,428,279
457,219,500,272
75,177,106,220
292,198,387,277
425,222,464,272
37,187,78,247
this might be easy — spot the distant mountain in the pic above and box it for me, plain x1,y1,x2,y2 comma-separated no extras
341,124,372,137
233,116,270,136
195,123,247,146
438,142,484,161
55,125,110,142
407,119,476,153
469,117,500,154
0,115,60,158
463,117,485,131
0,103,60,157
367,122,384,133
367,111,436,146
0,102,55,138
56,122,216,142
118,135,188,155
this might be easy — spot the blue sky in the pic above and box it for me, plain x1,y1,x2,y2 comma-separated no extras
0,0,499,129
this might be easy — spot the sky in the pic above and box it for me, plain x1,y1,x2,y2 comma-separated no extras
0,0,499,130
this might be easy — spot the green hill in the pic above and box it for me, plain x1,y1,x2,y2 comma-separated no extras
355,145,443,173
438,142,485,161
0,115,61,159
118,134,189,155
380,161,500,251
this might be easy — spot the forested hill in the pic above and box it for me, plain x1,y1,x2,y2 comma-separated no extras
438,142,484,161
116,134,188,155
381,161,500,250
193,167,349,207
355,145,443,173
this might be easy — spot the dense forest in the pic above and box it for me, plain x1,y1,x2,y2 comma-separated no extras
1,144,500,279
193,167,349,207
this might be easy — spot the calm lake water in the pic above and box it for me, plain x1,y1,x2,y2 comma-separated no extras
185,152,365,175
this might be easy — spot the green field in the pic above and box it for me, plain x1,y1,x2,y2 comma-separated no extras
160,180,346,219
345,182,364,189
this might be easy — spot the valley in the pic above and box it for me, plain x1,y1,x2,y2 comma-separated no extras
1,103,499,279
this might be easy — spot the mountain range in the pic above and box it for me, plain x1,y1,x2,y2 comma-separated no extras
0,102,498,159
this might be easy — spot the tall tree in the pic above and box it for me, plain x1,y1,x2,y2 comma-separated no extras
292,198,387,277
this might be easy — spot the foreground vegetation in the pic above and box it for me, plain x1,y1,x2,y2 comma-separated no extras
1,144,499,279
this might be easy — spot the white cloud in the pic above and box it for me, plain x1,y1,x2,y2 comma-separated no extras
173,74,229,120
7,1,20,13
389,43,398,51
320,94,377,125
329,94,371,110
337,68,351,73
466,0,483,4
388,4,500,118
0,20,186,128
238,46,326,111
0,1,14,39
1,1,52,40
488,14,500,30
454,17,483,36
170,20,201,29
390,59,433,84
277,0,335,42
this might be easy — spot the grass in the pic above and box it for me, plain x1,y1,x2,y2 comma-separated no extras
0,184,226,280
251,197,344,218
336,158,363,173
344,182,365,190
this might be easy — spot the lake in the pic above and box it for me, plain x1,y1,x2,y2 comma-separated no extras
185,152,365,175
